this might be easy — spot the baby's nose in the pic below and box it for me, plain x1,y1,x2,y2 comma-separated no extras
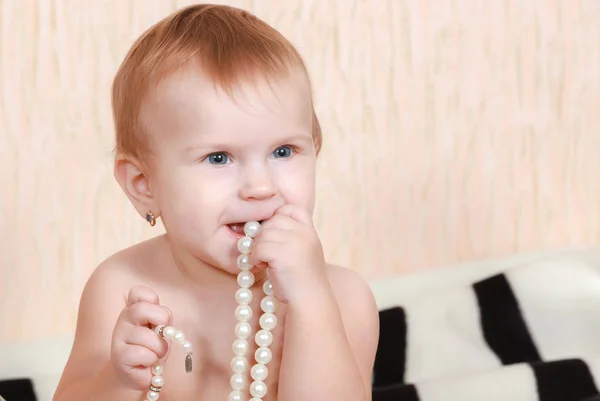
238,168,276,200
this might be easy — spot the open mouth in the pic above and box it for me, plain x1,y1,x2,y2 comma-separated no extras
227,221,264,236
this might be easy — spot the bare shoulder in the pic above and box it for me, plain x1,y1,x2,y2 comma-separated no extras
54,236,167,394
77,235,168,315
325,263,379,317
324,263,380,379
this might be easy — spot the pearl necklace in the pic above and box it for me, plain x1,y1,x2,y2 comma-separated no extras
147,324,193,400
146,221,276,401
229,221,278,401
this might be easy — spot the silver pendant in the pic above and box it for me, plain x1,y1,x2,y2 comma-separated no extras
185,353,193,373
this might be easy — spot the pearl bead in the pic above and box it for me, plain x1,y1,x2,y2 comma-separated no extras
230,373,247,391
182,341,192,354
259,313,277,330
249,399,261,401
237,236,253,254
254,347,272,364
260,296,277,313
233,338,250,356
231,355,248,373
162,326,175,339
237,271,255,288
244,221,261,237
250,380,268,398
229,390,244,401
151,375,164,388
255,330,273,347
235,322,252,339
251,363,268,381
237,254,253,270
151,364,163,376
235,288,253,304
262,280,274,295
173,331,185,344
235,304,252,322
146,390,160,401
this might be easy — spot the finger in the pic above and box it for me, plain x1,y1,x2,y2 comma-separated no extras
127,367,154,391
162,305,173,325
257,227,294,244
250,240,283,267
121,344,158,369
124,326,170,359
127,285,160,307
274,204,312,225
126,302,171,328
260,214,296,231
251,229,294,266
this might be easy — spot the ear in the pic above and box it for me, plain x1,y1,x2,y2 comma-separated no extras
114,156,158,219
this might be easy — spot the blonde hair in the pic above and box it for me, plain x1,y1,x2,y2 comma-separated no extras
111,4,322,162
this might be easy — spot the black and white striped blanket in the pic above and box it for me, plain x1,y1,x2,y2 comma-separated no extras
371,256,600,401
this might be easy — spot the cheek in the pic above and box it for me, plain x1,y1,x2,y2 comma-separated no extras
156,168,235,221
274,160,315,208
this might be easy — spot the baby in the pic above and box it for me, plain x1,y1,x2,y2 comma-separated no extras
53,4,379,401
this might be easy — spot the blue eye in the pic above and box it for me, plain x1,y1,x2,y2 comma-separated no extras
207,152,229,165
273,146,293,158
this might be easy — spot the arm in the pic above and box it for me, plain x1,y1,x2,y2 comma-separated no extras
278,265,380,401
53,261,141,401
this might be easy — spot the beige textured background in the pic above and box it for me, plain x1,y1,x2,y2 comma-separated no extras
1,0,600,342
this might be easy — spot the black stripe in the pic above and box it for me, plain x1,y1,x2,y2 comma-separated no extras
473,273,541,364
531,358,599,401
372,383,420,401
373,307,408,387
0,378,37,401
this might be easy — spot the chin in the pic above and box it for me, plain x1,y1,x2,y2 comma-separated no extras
219,227,265,278
220,265,240,276
219,234,244,270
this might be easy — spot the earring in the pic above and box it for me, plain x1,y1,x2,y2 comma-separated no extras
146,210,156,227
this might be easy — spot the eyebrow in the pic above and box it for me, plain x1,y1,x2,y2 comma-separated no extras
278,132,313,144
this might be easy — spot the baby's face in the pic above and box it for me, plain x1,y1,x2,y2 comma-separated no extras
140,69,317,273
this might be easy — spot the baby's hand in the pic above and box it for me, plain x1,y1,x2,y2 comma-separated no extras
251,204,327,303
110,285,171,390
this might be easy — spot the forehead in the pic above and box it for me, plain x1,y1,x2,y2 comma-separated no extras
140,66,313,146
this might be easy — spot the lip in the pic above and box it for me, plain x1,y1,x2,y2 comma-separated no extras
225,215,272,227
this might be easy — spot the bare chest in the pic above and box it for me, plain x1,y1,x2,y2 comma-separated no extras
151,288,287,401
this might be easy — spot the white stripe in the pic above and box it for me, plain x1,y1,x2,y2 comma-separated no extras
404,285,501,384
505,258,600,361
370,247,593,310
417,363,539,401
